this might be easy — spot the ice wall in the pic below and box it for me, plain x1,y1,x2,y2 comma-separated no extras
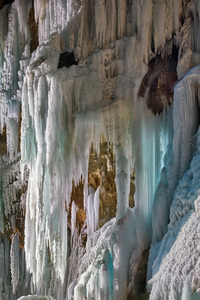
34,0,183,62
1,0,200,299
20,26,171,300
148,129,200,299
0,0,31,158
0,236,28,299
148,65,200,299
0,157,31,299
152,66,200,243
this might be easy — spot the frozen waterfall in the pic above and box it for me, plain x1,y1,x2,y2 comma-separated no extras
0,0,200,300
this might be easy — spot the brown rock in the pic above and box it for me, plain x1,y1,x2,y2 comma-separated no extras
88,141,117,228
28,0,39,53
0,126,7,156
138,45,178,114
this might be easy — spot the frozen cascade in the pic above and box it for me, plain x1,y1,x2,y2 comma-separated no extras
20,30,171,297
152,65,200,243
34,0,75,46
1,0,200,299
0,158,31,299
148,66,200,299
0,0,31,158
33,0,182,62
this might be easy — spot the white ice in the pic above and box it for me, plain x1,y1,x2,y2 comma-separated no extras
148,66,200,299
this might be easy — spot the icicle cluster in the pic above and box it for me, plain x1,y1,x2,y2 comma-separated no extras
20,26,171,298
0,0,31,158
0,158,30,299
34,0,182,62
148,66,200,299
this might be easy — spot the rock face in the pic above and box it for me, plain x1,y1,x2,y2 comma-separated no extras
88,141,117,228
138,46,178,114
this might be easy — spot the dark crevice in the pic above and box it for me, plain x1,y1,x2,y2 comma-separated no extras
0,0,14,10
58,51,78,69
127,248,150,300
28,0,39,53
151,36,155,54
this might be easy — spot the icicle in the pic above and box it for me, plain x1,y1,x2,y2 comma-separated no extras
115,146,130,220
10,232,20,294
71,201,77,240
18,296,56,300
182,282,192,300
86,191,95,237
94,186,100,231
0,179,4,233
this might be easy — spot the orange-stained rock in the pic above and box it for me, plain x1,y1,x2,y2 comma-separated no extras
68,140,135,244
88,141,117,228
67,178,86,234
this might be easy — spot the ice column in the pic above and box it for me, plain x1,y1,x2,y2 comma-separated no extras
10,232,20,294
86,187,100,236
71,201,77,239
0,179,3,233
130,99,171,246
115,146,130,220
152,66,200,242
94,186,100,230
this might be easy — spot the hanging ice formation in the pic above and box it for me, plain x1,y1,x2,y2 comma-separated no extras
1,0,200,299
